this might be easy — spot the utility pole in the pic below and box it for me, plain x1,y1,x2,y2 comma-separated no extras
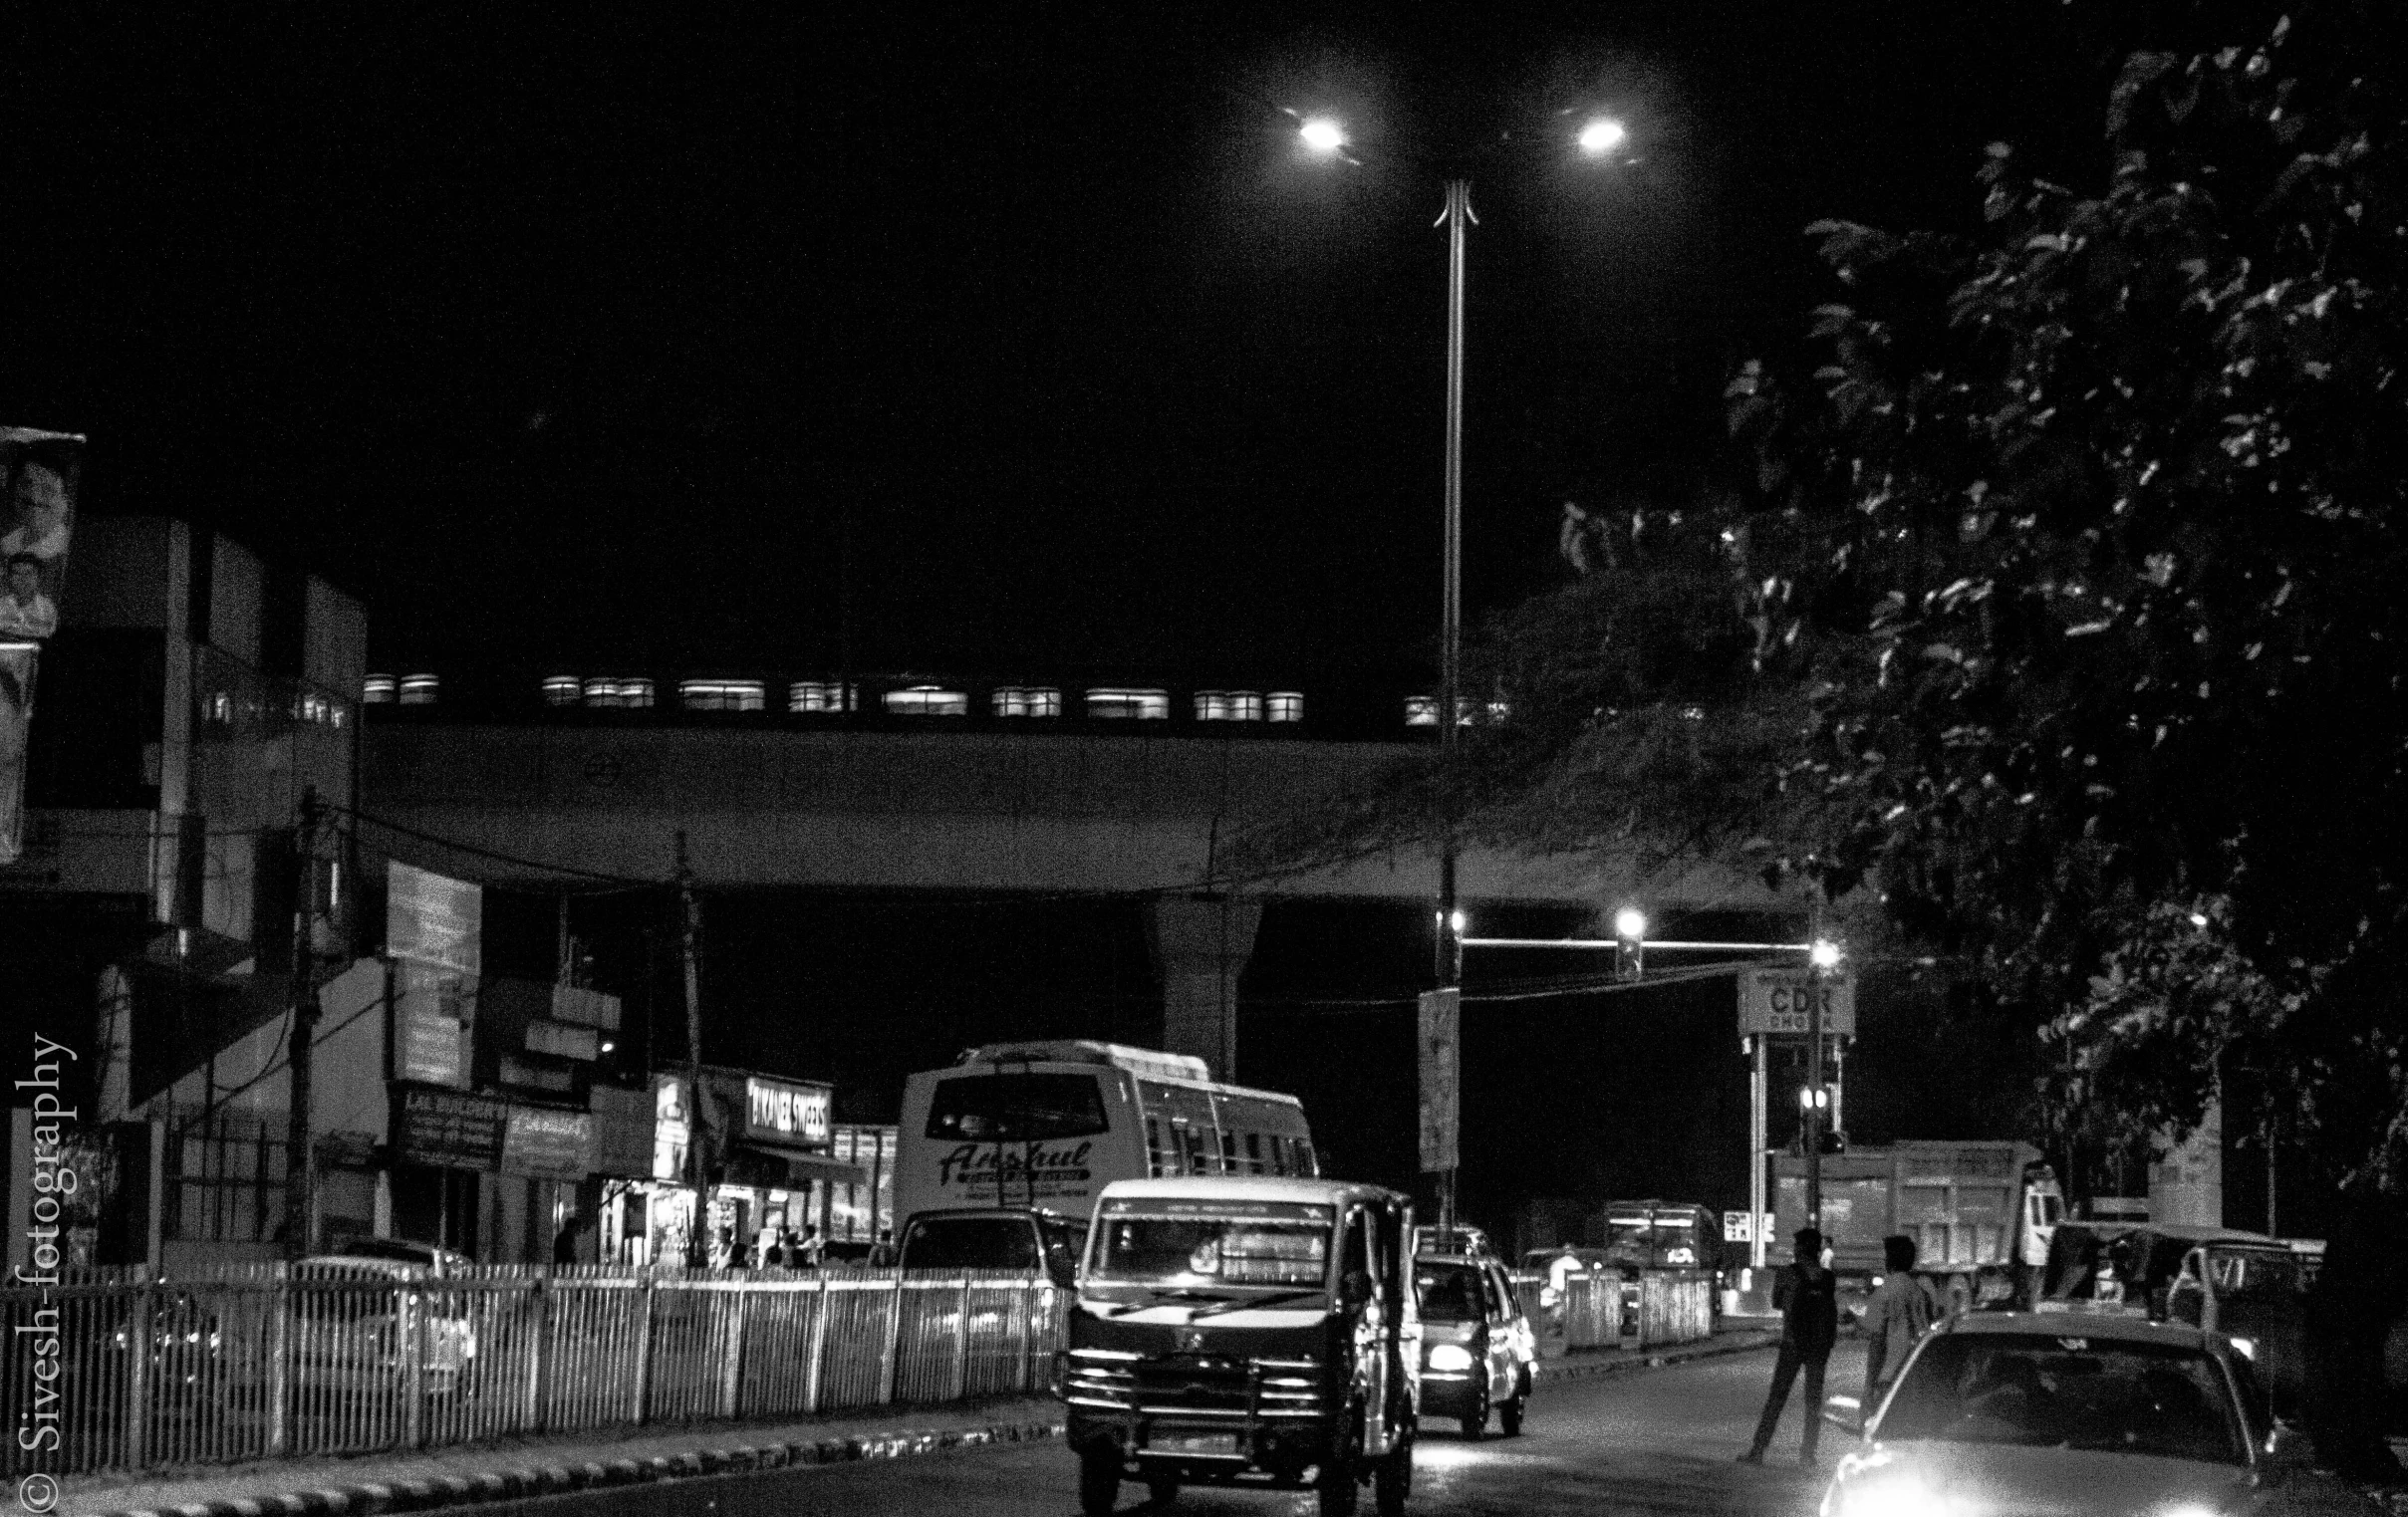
1432,175,1472,1243
281,786,323,1259
676,832,708,1266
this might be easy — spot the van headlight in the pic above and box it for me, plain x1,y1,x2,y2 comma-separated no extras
1428,1344,1476,1373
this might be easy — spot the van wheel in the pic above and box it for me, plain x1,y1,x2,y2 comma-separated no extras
1147,1476,1180,1506
1079,1450,1120,1517
1318,1430,1360,1517
1374,1431,1413,1516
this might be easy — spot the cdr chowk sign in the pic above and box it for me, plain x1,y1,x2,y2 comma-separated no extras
1738,968,1855,1037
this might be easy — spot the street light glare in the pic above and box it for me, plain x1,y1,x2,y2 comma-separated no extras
1299,117,1346,153
1577,118,1627,155
1613,906,1647,941
1809,938,1843,970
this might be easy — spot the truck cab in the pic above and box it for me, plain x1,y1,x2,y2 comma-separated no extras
1061,1177,1420,1517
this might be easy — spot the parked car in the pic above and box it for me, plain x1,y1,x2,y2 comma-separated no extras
1822,1312,2341,1517
1414,1251,1534,1438
294,1238,478,1397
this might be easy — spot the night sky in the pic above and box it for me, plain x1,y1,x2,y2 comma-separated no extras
6,0,2119,676
13,1,2285,1233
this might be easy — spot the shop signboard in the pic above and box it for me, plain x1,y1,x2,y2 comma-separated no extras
502,1106,593,1180
525,1018,600,1061
1417,988,1461,1173
550,982,622,1031
387,863,481,975
743,1075,832,1149
394,960,471,1087
392,1085,507,1170
0,427,82,870
653,1074,690,1181
591,1085,654,1179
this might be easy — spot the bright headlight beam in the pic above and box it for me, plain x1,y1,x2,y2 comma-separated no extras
1299,118,1346,153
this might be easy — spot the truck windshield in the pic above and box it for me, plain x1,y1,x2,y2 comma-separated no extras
1091,1212,1332,1289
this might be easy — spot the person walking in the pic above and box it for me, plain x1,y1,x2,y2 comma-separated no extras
1862,1235,1939,1422
1739,1227,1840,1467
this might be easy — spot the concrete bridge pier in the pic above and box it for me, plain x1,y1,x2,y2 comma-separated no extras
1148,893,1262,1082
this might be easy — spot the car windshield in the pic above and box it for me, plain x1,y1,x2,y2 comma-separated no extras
1877,1334,2247,1465
1090,1205,1332,1291
1416,1262,1485,1321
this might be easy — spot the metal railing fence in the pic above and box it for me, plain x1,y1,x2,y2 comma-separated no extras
2,1266,1062,1478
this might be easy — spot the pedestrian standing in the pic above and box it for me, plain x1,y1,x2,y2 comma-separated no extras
1861,1235,1938,1420
1739,1227,1840,1467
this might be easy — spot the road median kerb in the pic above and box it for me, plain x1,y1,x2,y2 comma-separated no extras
1539,1329,1779,1384
84,1417,1068,1517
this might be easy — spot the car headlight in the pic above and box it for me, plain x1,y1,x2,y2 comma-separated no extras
2226,1337,2256,1361
1836,1471,1972,1517
1428,1344,1476,1373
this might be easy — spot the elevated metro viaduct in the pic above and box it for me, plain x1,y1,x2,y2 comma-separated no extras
363,715,1782,1075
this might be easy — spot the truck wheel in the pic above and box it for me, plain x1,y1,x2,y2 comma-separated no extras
1079,1450,1120,1517
1374,1431,1414,1516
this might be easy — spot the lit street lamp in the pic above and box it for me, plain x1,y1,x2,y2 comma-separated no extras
1298,108,1629,1238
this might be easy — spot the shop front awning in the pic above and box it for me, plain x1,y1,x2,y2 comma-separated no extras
725,1143,869,1190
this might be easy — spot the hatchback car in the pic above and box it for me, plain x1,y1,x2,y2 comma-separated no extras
1414,1252,1535,1438
1821,1312,2330,1517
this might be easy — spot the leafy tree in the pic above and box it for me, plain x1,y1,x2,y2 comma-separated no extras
1239,4,2408,1201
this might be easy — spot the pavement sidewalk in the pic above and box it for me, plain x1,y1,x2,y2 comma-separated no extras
63,1327,1776,1517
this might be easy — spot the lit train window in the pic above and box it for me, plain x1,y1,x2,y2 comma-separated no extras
1267,691,1304,722
1194,690,1262,721
1404,694,1506,726
543,675,582,706
362,674,397,705
679,678,765,712
291,691,340,725
399,674,439,706
1086,687,1169,720
584,677,655,709
789,680,857,713
991,686,1061,717
885,684,968,716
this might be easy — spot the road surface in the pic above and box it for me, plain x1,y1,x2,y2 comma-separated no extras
485,1340,1858,1517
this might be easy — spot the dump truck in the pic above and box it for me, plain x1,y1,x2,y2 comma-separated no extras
1772,1140,2063,1313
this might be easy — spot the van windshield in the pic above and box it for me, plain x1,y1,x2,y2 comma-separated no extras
1089,1202,1333,1292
